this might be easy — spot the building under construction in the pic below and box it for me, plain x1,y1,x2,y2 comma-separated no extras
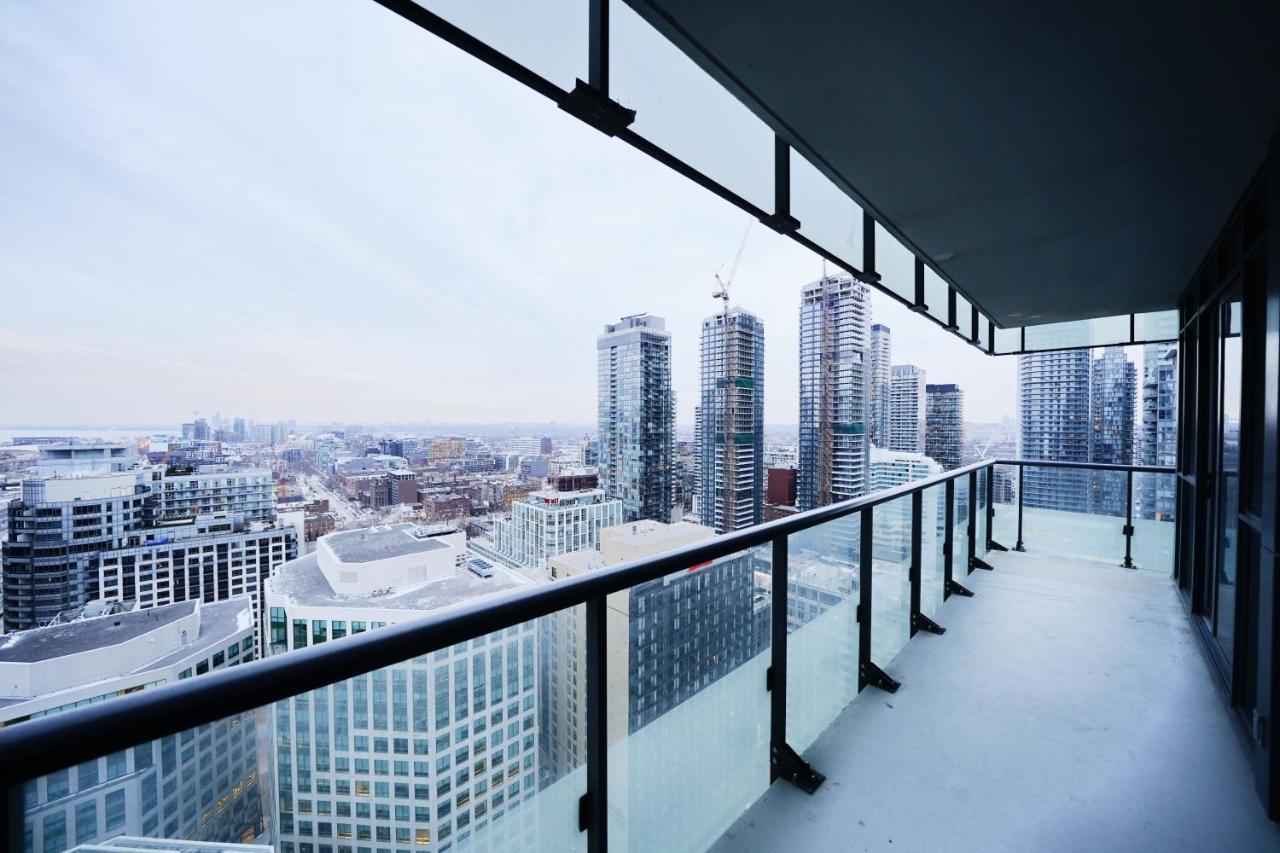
698,307,765,533
798,275,872,512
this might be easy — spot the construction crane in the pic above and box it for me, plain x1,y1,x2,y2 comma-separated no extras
710,222,752,531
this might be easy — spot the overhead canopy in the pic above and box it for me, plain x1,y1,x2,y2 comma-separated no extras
627,1,1280,325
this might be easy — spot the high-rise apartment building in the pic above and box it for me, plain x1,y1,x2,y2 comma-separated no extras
1018,350,1093,512
486,477,622,570
598,314,675,523
888,364,927,454
266,524,540,852
1140,342,1179,520
798,275,872,510
925,383,965,471
868,323,892,448
2,445,297,636
698,307,765,533
1089,346,1137,516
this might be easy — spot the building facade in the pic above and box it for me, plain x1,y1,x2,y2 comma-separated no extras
868,323,892,448
1140,342,1179,520
266,524,540,853
798,275,872,511
597,314,675,523
1018,350,1092,512
888,364,927,454
697,307,765,533
924,383,965,471
1089,346,1137,516
8,599,262,852
488,483,622,570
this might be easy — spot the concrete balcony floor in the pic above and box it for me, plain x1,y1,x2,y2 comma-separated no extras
712,550,1280,852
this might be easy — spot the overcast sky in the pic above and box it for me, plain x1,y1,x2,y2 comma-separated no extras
0,2,1017,428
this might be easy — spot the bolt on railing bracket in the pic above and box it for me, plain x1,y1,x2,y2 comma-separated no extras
558,79,635,136
771,743,825,794
861,661,901,693
947,579,974,597
912,611,946,635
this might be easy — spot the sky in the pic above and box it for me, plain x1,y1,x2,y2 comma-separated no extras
0,1,1017,428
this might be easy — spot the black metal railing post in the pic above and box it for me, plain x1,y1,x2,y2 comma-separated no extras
2,783,19,853
768,535,823,792
985,466,996,550
1122,470,1135,569
1015,464,1026,551
583,595,608,852
909,490,922,636
587,0,609,95
967,470,977,570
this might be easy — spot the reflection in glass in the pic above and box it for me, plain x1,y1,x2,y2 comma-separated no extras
1214,298,1241,665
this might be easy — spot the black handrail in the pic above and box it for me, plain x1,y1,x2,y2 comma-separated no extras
0,459,993,788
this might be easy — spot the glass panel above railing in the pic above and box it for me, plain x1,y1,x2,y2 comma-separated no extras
411,0,587,89
874,223,917,305
1134,309,1179,341
1132,471,1177,573
1019,466,1128,567
1022,315,1130,351
993,325,1021,354
920,484,947,618
613,0,774,211
923,268,950,326
953,477,970,579
791,149,864,269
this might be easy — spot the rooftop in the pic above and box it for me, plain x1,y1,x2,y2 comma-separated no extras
0,601,197,664
268,547,530,612
324,523,446,563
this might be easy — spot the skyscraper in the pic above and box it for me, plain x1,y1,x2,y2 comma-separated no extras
869,323,892,448
925,383,965,471
1089,346,1137,516
1140,342,1178,520
598,314,675,523
1019,350,1092,512
798,275,872,510
888,364,927,453
698,307,765,533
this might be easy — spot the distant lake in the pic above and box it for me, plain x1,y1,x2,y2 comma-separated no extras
0,427,178,444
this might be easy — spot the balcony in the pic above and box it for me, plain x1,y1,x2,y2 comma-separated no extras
3,460,1275,852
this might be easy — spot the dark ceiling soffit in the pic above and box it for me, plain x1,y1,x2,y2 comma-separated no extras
622,0,994,322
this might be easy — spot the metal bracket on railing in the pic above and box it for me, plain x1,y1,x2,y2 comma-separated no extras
558,80,635,136
972,556,995,571
946,579,974,597
988,538,1009,552
861,661,901,693
912,612,946,635
771,742,825,794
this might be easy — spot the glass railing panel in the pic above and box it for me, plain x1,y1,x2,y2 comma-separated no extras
785,514,859,755
920,484,947,618
411,0,587,90
991,464,1018,548
791,149,864,269
1134,309,1179,341
871,496,912,666
606,542,771,853
874,223,917,304
952,477,970,578
1023,315,1130,351
613,1,774,211
923,268,949,326
976,316,993,352
1132,471,1177,573
1020,466,1127,566
16,610,585,853
975,469,989,557
993,325,1021,354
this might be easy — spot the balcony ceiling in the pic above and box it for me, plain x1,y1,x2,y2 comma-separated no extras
628,1,1280,325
